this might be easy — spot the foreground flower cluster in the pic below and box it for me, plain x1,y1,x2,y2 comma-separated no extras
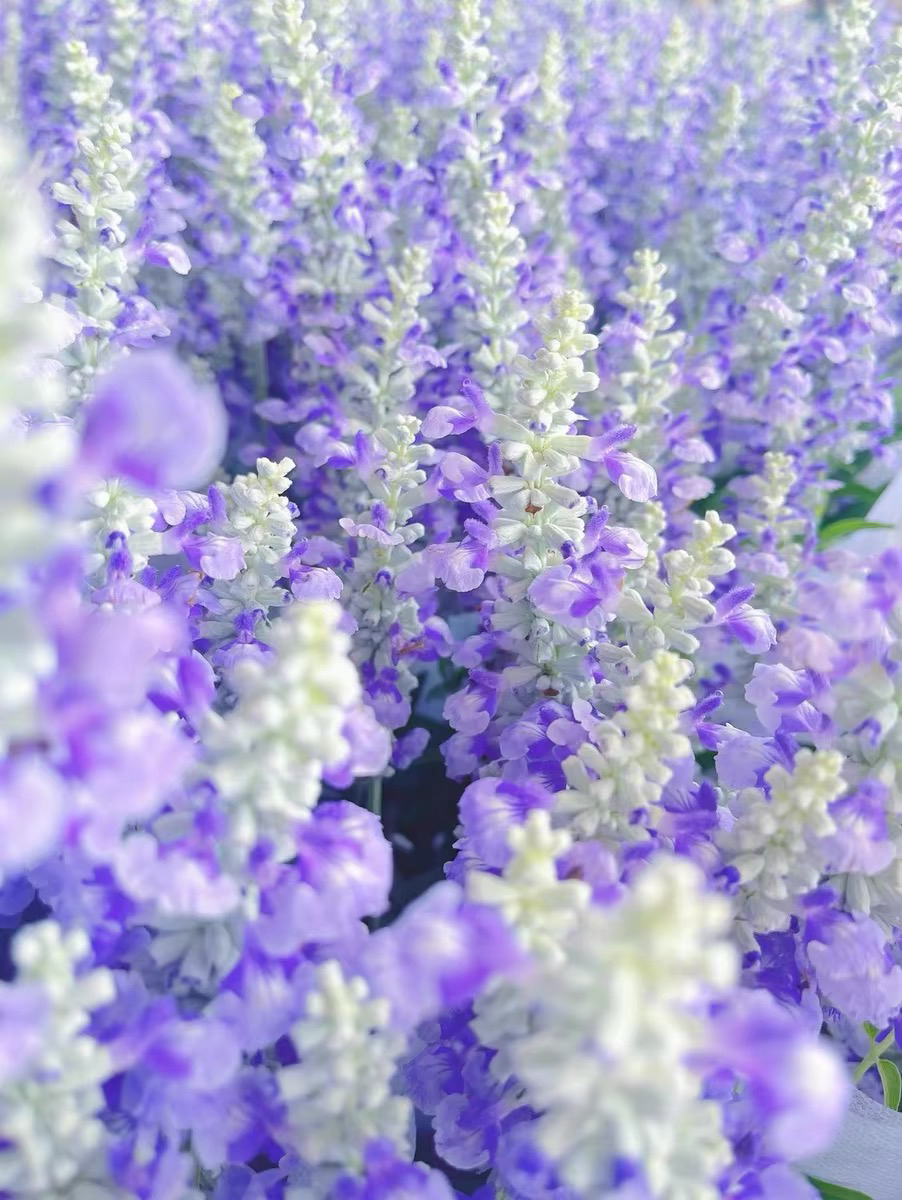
0,0,899,1197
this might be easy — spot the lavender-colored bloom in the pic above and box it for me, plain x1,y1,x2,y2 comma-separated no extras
81,351,227,490
0,756,66,877
806,913,902,1028
459,777,555,869
329,1139,455,1200
294,801,393,922
700,989,849,1161
598,450,657,503
429,524,494,593
444,671,501,736
184,534,247,581
290,564,344,602
1,2,899,1193
712,588,777,654
823,781,895,876
0,982,49,1084
362,882,520,1033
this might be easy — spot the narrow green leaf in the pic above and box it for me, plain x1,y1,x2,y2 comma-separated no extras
806,1175,875,1200
863,1021,879,1041
818,518,894,547
834,481,885,504
878,1058,902,1110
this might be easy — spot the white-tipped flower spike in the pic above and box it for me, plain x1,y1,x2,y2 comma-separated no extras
202,456,298,643
625,14,702,145
206,599,360,859
255,0,369,302
720,748,845,945
0,130,78,749
83,479,162,577
468,810,590,966
52,39,139,400
599,248,686,467
436,0,528,407
342,414,435,732
203,81,276,347
511,856,736,1198
468,810,589,1079
733,451,806,614
352,243,435,430
473,291,615,702
527,30,578,284
106,0,144,91
618,510,737,658
0,923,115,1196
827,0,877,112
559,649,694,843
279,960,410,1180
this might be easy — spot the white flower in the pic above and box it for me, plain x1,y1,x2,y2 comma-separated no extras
52,40,140,399
83,479,162,576
600,248,686,468
279,961,410,1180
511,856,736,1198
206,600,360,860
468,811,589,1081
720,748,844,941
202,457,298,641
620,510,736,657
468,810,590,965
559,650,694,842
0,923,115,1196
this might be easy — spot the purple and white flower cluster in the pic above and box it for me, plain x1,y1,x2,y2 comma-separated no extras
0,0,899,1197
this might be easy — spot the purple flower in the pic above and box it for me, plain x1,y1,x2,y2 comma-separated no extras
459,777,555,869
744,664,827,736
822,781,895,876
421,379,492,440
81,351,228,490
806,913,902,1027
603,451,657,502
329,1139,455,1200
0,982,49,1084
444,670,501,735
289,564,343,602
392,726,430,770
323,704,392,786
112,833,240,919
339,517,404,546
145,240,192,275
0,756,66,876
184,534,247,580
362,882,520,1032
294,801,393,921
528,562,619,629
584,435,658,502
712,588,777,654
436,452,491,503
699,989,849,1161
429,522,494,592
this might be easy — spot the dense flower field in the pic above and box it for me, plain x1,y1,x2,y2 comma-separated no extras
0,0,900,1197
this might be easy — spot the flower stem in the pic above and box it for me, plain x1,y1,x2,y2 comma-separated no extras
369,775,383,822
853,1028,896,1083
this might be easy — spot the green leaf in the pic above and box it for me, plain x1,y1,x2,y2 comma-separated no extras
818,518,894,547
878,1058,902,1110
806,1176,875,1200
834,481,885,504
863,1021,879,1041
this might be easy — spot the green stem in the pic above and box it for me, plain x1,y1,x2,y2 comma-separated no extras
854,1029,895,1083
368,775,383,822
